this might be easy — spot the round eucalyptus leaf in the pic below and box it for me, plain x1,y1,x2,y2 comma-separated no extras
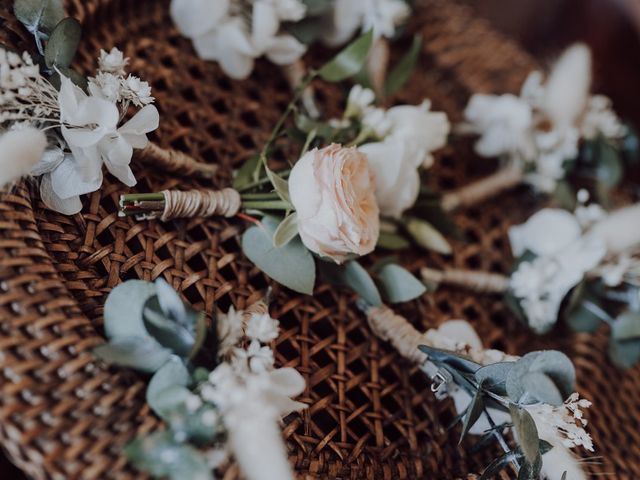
93,336,171,373
14,0,64,35
509,405,540,464
377,263,426,304
612,311,640,341
506,351,575,403
146,356,190,418
609,337,640,369
474,362,514,396
44,17,82,68
521,371,564,406
104,280,157,340
143,297,196,358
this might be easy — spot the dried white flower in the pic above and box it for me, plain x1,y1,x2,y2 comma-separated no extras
98,47,129,75
245,313,279,343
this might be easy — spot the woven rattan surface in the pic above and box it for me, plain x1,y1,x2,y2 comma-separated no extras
0,0,639,478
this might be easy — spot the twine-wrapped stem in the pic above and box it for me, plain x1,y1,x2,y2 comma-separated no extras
441,164,524,212
120,188,241,221
138,142,219,179
421,267,510,294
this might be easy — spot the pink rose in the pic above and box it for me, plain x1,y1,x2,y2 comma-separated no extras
289,144,379,263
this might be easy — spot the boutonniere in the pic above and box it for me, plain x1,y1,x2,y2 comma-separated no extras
0,1,217,211
170,0,412,97
358,301,594,480
443,43,637,212
94,280,305,480
120,32,452,304
422,194,640,368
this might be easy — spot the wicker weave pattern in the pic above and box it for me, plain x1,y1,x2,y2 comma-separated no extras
1,0,639,479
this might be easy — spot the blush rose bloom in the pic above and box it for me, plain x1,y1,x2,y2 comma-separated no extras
288,144,379,263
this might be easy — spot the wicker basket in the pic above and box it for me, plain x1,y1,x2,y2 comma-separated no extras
0,0,639,478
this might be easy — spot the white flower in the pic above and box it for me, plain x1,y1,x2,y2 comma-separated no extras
464,93,534,159
233,340,275,373
98,47,129,75
384,100,450,168
359,139,420,218
575,203,606,228
361,107,392,138
266,0,307,22
58,74,159,189
289,144,380,263
542,43,591,130
587,204,640,255
251,2,306,66
599,254,632,287
509,208,582,258
322,0,410,46
245,313,279,343
192,17,259,79
88,72,122,103
526,392,593,451
170,0,229,38
217,306,245,356
123,75,154,106
580,94,626,140
0,127,46,190
345,85,376,119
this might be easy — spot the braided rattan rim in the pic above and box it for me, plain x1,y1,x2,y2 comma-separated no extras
1,0,639,479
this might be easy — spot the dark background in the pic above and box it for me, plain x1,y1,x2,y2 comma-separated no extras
1,0,639,478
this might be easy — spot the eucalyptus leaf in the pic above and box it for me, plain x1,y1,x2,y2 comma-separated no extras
474,362,514,396
318,30,374,82
377,263,426,304
155,278,187,324
609,337,640,369
233,154,260,190
146,356,190,419
273,212,299,248
174,405,221,445
418,345,481,374
50,66,88,90
103,280,157,340
509,404,540,464
93,336,171,373
406,217,452,254
14,0,64,35
553,180,576,210
125,432,212,480
595,139,623,189
521,371,564,405
517,457,542,480
242,216,316,294
149,385,192,422
459,384,484,443
318,260,382,306
44,17,81,68
377,231,410,250
384,34,422,97
612,311,640,341
143,297,205,359
284,17,325,45
266,167,291,203
506,351,575,404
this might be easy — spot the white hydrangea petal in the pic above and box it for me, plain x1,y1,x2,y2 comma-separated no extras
508,209,582,257
170,0,229,38
50,155,103,199
104,160,137,187
30,148,65,176
252,2,280,47
40,173,83,215
118,104,159,140
264,35,307,65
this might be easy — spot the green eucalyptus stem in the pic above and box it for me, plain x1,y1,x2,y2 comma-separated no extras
238,170,291,193
484,407,520,471
240,192,282,201
241,200,292,211
252,70,319,182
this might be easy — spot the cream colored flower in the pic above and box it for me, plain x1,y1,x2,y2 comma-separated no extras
288,144,379,263
509,208,582,257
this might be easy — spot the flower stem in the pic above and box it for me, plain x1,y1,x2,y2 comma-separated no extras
241,200,292,211
252,71,318,183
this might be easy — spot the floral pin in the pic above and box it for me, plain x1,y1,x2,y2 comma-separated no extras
421,195,640,368
444,43,637,212
94,280,305,480
1,2,218,212
120,33,452,303
358,301,594,480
